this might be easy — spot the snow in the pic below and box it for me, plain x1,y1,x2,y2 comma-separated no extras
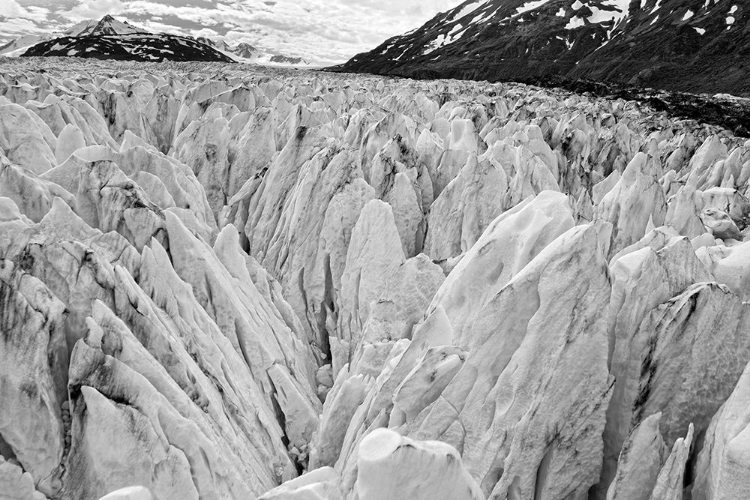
423,35,447,56
64,20,97,37
588,7,610,23
606,0,631,15
650,0,662,15
588,5,617,24
516,0,549,15
0,34,45,56
0,46,34,57
651,15,660,25
565,16,585,29
470,7,498,25
105,18,140,35
566,0,629,28
423,22,466,55
726,15,735,26
682,10,694,20
451,1,483,21
556,7,566,17
694,27,706,34
729,5,738,14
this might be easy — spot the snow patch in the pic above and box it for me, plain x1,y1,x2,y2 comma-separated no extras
452,1,483,21
556,7,566,17
582,0,630,32
727,15,735,26
423,24,465,56
572,0,583,10
729,5,738,14
470,8,498,26
694,27,706,34
516,0,549,15
449,23,464,36
565,16,585,29
682,10,694,20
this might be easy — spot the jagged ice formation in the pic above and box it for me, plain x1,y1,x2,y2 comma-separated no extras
1,57,750,500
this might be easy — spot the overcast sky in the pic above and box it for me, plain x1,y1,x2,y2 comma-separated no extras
0,0,464,64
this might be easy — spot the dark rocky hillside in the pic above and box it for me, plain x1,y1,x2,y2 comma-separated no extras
334,0,749,96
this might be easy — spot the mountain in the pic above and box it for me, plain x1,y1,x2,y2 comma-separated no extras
0,15,148,57
196,37,233,54
197,36,309,66
66,15,148,37
2,15,310,66
196,37,261,61
234,42,261,60
269,54,310,65
0,35,46,57
23,34,235,63
335,0,749,96
19,15,233,63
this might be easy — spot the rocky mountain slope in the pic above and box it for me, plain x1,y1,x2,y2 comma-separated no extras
336,0,749,96
67,15,147,37
1,15,308,67
0,16,310,67
196,37,310,67
17,16,233,63
0,35,48,58
0,16,149,57
2,56,750,499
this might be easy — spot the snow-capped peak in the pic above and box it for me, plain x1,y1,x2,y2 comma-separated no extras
75,15,148,37
62,19,99,37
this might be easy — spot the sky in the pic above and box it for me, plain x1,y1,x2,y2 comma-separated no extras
0,0,464,64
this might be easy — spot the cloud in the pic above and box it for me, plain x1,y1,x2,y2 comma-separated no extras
65,0,125,20
0,0,50,21
0,0,464,63
0,0,27,18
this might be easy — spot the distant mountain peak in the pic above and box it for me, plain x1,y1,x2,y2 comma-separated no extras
19,15,234,63
87,15,148,36
3,14,310,67
61,15,148,38
194,36,308,66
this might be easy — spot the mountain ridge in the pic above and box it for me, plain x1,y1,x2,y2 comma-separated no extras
1,15,312,67
18,15,233,63
334,0,749,96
